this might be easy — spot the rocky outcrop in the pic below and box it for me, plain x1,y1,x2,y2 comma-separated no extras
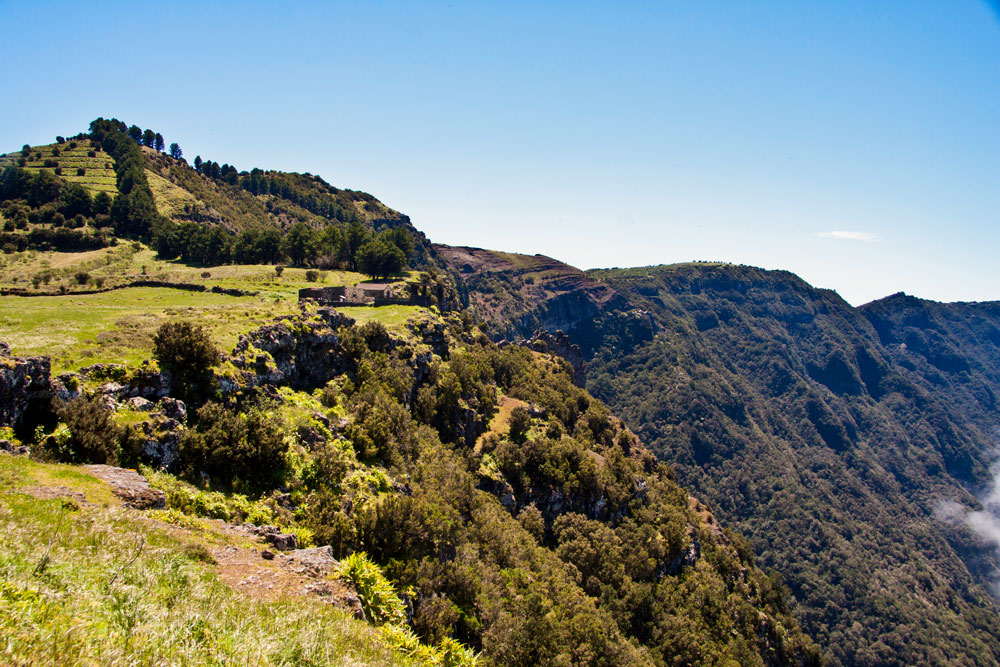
78,363,171,402
526,329,585,387
227,308,355,390
0,342,52,432
0,439,30,456
84,465,166,509
436,245,628,344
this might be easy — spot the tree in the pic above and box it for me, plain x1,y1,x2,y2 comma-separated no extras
142,129,155,148
59,184,92,218
152,321,220,406
128,125,142,143
282,222,319,266
343,222,370,270
154,132,165,152
92,191,112,216
194,155,202,172
508,406,531,442
169,142,183,160
356,239,406,280
55,136,65,144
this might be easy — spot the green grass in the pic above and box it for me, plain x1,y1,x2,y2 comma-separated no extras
0,287,295,372
0,244,371,298
335,304,431,332
0,455,420,666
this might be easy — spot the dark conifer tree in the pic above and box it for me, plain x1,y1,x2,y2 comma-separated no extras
154,133,165,152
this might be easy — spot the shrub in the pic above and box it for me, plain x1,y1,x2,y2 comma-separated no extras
69,141,77,149
44,396,141,465
43,159,57,168
274,265,284,277
74,271,90,285
76,167,85,176
508,406,531,442
177,401,287,493
200,271,211,279
51,147,60,157
94,277,105,288
152,321,220,405
305,269,320,282
54,167,62,176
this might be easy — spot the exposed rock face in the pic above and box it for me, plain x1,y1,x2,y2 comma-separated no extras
526,329,585,387
228,309,355,390
0,342,52,432
435,245,628,344
84,465,166,509
138,410,184,471
435,245,657,375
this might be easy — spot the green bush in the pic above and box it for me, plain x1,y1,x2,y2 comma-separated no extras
43,396,142,465
178,402,288,494
152,321,219,405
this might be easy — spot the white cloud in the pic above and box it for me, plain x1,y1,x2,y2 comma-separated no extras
816,230,882,242
937,458,1000,596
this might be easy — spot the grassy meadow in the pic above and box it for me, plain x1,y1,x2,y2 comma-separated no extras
0,241,428,372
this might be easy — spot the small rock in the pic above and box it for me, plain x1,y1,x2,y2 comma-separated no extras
265,532,298,551
261,549,275,560
157,397,187,422
100,381,125,398
126,396,154,411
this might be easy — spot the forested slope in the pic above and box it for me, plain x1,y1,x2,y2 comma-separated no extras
583,264,1000,666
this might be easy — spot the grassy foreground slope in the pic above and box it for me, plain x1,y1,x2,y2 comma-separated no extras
0,455,420,667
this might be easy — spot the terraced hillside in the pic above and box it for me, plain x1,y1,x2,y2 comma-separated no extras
0,138,116,195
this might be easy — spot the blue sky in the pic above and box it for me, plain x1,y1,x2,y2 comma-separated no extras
1,1,997,305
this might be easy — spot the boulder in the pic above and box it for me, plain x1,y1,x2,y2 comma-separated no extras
285,545,337,576
0,439,30,456
84,465,166,509
157,397,187,422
